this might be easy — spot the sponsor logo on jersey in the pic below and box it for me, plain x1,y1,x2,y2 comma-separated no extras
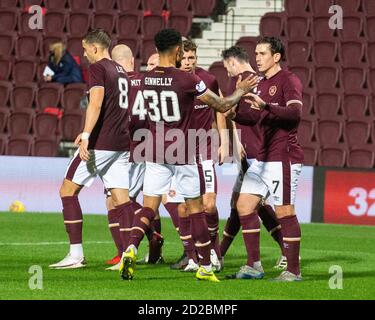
194,104,209,110
269,85,277,96
196,80,207,93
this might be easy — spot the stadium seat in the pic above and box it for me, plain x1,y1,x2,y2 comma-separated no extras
339,40,367,67
0,32,16,56
298,118,315,145
285,15,311,40
288,65,313,88
167,0,191,12
61,109,84,141
309,0,333,16
13,58,38,83
317,120,343,146
314,66,340,91
33,136,59,157
68,0,92,10
67,36,84,59
92,0,116,10
302,88,314,116
284,0,308,16
341,67,367,92
286,40,311,65
334,0,361,14
169,11,193,36
337,14,365,41
319,144,347,168
44,9,67,35
117,0,141,11
344,119,372,148
62,83,87,110
67,10,93,37
36,61,48,82
368,42,375,66
142,14,166,39
18,11,39,34
34,113,60,137
0,107,10,132
19,0,42,7
301,145,318,166
347,145,375,169
0,133,7,155
93,10,118,35
11,83,37,110
312,40,338,66
0,0,18,7
141,38,156,64
370,68,375,92
191,0,216,17
117,11,142,37
41,33,67,60
0,81,12,107
117,35,141,59
259,12,285,37
142,0,165,13
366,16,375,42
342,91,369,119
311,16,336,40
7,134,34,156
236,36,258,68
0,8,18,32
45,0,67,9
315,90,342,120
208,61,230,96
7,108,35,135
363,0,375,15
0,58,12,81
15,32,41,59
36,83,63,111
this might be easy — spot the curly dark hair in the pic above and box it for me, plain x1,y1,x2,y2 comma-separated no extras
154,28,182,53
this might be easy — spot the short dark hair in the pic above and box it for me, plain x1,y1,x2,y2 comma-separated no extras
257,37,285,61
183,39,197,53
221,46,249,63
154,28,182,53
84,29,111,49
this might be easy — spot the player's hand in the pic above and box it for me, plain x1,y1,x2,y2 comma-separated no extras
74,133,82,146
244,92,267,110
224,106,237,120
233,142,246,162
218,144,230,166
79,139,90,162
237,74,259,93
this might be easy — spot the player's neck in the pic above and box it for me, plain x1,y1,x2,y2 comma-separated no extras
264,64,282,79
159,56,176,68
95,52,112,63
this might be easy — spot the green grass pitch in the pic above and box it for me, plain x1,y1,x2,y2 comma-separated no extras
0,212,374,300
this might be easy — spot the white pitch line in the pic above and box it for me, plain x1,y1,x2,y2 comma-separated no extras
0,241,114,246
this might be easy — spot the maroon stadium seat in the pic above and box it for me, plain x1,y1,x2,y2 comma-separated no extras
236,36,258,68
315,90,342,120
298,118,315,145
208,61,229,96
117,0,141,11
344,119,372,148
347,145,375,169
0,81,12,107
0,107,10,132
13,58,38,83
341,67,367,92
309,0,333,16
34,113,60,137
312,40,338,66
339,40,366,67
285,15,311,40
33,136,59,157
92,0,116,10
370,68,375,92
36,83,63,111
337,14,365,41
8,108,35,135
314,66,340,91
286,40,311,65
302,88,314,116
62,83,87,110
311,16,335,40
0,8,18,32
36,61,48,82
67,36,84,59
363,0,375,15
45,0,67,9
191,0,216,17
67,10,93,37
41,33,67,60
317,119,343,147
284,0,308,16
142,14,166,39
0,133,7,154
342,91,369,119
19,0,42,7
259,12,285,37
61,109,84,141
141,38,157,64
117,11,142,36
15,32,41,59
169,11,193,36
167,0,191,12
0,58,12,81
370,94,375,117
44,9,67,35
7,134,34,156
365,16,375,42
301,145,318,166
18,11,41,34
117,35,142,58
0,0,18,7
334,0,361,14
319,144,347,168
93,10,118,35
68,0,91,10
368,42,375,66
0,32,16,56
288,65,312,88
142,0,165,13
11,83,37,110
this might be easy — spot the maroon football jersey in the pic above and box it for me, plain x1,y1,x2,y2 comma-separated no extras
87,58,130,151
142,66,208,164
192,67,220,161
256,69,303,162
227,71,262,160
288,129,304,164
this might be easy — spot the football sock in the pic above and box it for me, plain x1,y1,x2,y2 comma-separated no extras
152,218,161,234
118,201,135,251
108,208,123,256
279,215,301,275
257,205,285,255
164,203,180,232
190,212,211,266
179,216,198,263
128,207,156,249
61,196,83,245
70,244,83,259
220,208,241,256
239,212,261,267
205,210,221,259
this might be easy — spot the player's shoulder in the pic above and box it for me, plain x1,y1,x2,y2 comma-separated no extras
195,67,214,80
280,69,302,85
128,71,144,80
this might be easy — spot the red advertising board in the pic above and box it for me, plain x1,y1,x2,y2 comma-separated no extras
324,171,375,225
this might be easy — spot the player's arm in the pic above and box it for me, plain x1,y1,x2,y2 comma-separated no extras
216,90,232,164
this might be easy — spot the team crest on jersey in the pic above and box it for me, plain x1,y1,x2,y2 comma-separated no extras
269,86,277,96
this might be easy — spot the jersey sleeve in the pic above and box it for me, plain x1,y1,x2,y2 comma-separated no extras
283,73,303,105
88,62,106,91
184,73,208,97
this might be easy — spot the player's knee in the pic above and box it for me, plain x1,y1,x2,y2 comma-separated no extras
204,201,216,214
178,203,188,217
275,205,295,219
59,181,78,198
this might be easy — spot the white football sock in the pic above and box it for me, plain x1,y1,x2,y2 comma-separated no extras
202,264,212,272
70,244,83,259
